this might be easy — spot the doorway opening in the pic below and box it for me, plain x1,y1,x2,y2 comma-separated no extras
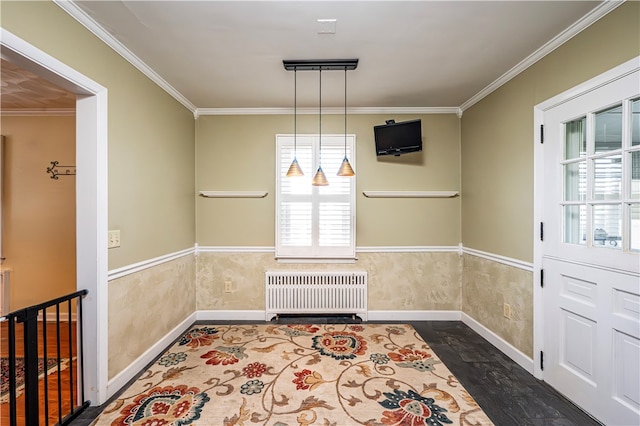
1,28,109,405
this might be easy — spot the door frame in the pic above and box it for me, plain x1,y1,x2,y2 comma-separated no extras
533,55,640,381
1,28,110,404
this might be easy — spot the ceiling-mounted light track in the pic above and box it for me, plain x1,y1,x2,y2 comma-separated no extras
283,59,358,71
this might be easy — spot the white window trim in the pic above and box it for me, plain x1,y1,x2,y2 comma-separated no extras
275,134,356,262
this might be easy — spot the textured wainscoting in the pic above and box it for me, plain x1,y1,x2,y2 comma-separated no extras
195,251,462,312
108,254,196,379
462,252,533,358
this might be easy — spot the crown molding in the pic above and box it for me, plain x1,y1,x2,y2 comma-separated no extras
1,108,75,116
54,0,198,115
58,0,621,117
460,0,625,112
196,106,461,116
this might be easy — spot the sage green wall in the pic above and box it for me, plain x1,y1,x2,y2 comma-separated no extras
461,2,640,262
2,1,197,382
1,0,196,269
196,114,461,246
460,2,639,356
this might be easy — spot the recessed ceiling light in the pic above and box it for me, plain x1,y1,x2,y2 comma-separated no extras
317,19,336,34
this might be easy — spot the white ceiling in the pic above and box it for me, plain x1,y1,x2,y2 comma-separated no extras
1,1,616,113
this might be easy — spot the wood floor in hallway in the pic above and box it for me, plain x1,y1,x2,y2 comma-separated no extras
1,320,82,425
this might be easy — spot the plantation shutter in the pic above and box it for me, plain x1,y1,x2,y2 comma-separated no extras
276,134,356,259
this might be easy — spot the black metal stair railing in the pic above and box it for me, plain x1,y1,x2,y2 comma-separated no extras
3,289,90,425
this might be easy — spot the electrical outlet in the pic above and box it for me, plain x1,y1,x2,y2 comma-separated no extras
224,280,232,293
503,303,511,319
108,230,121,248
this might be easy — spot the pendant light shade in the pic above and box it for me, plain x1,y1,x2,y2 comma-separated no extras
337,67,355,177
337,157,355,176
286,158,304,177
286,69,304,177
311,166,329,186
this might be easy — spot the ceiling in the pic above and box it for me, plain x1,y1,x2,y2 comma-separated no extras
0,59,76,111
1,1,614,113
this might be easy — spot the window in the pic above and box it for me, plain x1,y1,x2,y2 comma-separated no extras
562,98,640,252
276,134,356,259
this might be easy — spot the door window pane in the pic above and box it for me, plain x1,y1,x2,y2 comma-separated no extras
593,155,622,200
593,204,622,249
631,204,640,252
595,105,622,152
564,162,586,201
564,205,586,245
632,151,640,199
565,117,586,159
632,98,640,147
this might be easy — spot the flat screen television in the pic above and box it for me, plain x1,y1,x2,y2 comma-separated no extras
374,119,422,156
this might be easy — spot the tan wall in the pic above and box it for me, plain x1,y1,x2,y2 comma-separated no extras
196,114,461,246
1,116,76,310
108,255,195,379
1,1,197,269
462,255,533,356
461,2,640,262
196,251,462,312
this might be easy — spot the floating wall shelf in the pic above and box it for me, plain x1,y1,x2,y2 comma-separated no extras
199,191,268,198
362,191,459,198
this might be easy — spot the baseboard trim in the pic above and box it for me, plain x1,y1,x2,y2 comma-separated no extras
195,310,266,321
367,310,462,321
106,312,196,399
194,310,462,322
461,312,534,374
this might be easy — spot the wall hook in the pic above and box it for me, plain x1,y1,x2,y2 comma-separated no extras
46,161,76,179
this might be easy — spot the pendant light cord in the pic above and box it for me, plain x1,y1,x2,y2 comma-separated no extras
318,68,322,166
294,69,297,155
344,67,347,157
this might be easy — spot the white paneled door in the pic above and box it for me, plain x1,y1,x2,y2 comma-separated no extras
541,62,640,425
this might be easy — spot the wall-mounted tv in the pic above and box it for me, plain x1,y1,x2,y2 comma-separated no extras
374,119,422,156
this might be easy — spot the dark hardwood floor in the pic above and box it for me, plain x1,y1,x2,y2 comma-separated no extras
72,319,601,426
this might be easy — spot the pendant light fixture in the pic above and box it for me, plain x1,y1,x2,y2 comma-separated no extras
337,67,355,177
286,69,304,177
282,59,358,185
311,68,329,186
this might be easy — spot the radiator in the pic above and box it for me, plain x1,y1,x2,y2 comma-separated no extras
0,270,9,317
265,271,368,321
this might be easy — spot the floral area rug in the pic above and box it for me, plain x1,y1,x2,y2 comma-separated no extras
0,357,70,403
93,323,494,425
